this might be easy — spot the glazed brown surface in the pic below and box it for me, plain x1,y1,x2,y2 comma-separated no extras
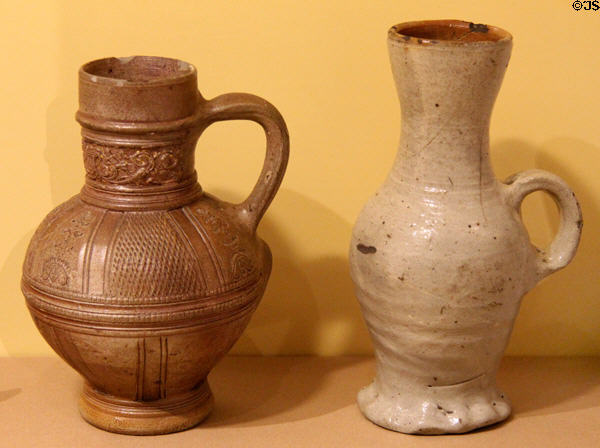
21,56,289,435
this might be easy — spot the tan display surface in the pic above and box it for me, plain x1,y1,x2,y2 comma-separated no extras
1,356,598,447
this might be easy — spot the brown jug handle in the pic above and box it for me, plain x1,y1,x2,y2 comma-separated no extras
503,169,582,281
201,93,289,233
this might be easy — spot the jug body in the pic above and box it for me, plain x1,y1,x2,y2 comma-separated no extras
22,56,289,435
349,21,582,434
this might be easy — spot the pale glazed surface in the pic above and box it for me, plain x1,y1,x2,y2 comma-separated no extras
350,21,582,434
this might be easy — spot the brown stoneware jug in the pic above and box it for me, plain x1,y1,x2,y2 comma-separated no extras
350,21,582,434
22,56,289,435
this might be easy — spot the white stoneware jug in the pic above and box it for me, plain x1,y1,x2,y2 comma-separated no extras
349,20,582,434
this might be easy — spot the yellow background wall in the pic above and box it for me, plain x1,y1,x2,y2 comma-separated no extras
1,1,598,357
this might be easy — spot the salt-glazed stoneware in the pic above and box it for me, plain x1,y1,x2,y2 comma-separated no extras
350,21,582,434
22,56,289,435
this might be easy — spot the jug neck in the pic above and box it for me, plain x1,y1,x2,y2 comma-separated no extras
79,128,202,211
386,21,512,189
76,56,204,210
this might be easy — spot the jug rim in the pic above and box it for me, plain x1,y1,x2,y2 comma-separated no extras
80,56,196,87
389,20,512,46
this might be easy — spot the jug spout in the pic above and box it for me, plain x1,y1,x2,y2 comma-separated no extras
388,20,513,129
387,21,513,188
78,56,201,124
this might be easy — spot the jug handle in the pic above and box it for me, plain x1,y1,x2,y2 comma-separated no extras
503,169,582,281
201,93,289,233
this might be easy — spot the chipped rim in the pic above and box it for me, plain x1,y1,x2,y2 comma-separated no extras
80,56,197,87
389,20,512,46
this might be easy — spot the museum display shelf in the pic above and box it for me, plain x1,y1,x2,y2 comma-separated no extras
1,356,598,447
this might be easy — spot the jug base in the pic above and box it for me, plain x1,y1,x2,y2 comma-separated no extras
79,380,213,435
357,381,511,434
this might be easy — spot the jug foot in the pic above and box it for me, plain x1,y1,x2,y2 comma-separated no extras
357,381,510,434
79,380,213,435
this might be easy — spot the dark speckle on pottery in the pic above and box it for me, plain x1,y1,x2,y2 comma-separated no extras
469,23,489,33
357,244,377,254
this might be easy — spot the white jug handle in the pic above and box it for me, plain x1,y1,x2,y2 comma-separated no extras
503,169,582,281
